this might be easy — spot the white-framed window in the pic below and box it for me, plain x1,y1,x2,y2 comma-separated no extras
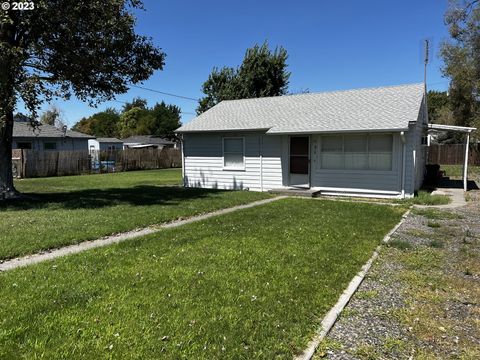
223,137,245,170
320,134,393,171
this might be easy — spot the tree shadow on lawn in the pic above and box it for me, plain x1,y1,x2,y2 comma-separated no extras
0,186,228,211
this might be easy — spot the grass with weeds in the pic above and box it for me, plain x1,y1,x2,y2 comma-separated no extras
428,239,444,248
426,221,441,228
399,190,451,206
0,169,271,260
0,198,405,359
389,222,480,359
355,290,379,300
388,239,413,250
411,208,462,220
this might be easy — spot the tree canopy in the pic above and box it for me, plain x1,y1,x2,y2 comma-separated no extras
71,100,181,140
440,0,480,132
39,105,65,129
72,108,121,137
0,0,165,198
427,90,451,124
197,42,290,114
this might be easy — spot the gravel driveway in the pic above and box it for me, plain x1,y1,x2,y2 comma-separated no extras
314,190,480,359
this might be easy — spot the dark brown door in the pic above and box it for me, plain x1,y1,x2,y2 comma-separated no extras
289,136,309,186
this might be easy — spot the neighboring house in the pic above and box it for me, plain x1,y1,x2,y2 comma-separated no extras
176,83,429,199
122,135,177,149
88,138,124,153
13,121,93,151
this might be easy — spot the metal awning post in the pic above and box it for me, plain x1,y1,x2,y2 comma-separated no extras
463,133,470,191
427,124,476,192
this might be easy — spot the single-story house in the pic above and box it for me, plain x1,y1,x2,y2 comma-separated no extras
177,83,431,199
122,135,177,149
88,138,124,152
13,120,93,151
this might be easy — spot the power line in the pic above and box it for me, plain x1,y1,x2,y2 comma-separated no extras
129,84,199,101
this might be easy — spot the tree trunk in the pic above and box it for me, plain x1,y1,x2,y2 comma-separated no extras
0,17,20,200
0,110,18,199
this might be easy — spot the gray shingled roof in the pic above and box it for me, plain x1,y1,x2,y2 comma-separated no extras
96,137,123,143
13,122,93,139
122,135,175,145
177,83,425,134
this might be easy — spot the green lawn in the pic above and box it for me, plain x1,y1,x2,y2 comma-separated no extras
15,168,183,192
441,164,480,181
0,198,406,359
0,169,270,260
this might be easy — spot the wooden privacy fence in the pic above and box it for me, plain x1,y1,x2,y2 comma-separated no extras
13,148,181,178
427,144,480,165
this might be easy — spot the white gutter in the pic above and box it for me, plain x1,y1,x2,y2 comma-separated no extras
266,128,410,135
400,131,406,199
260,135,264,192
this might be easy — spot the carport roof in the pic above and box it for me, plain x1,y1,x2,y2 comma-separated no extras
428,123,476,133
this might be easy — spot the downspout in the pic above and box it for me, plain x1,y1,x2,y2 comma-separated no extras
181,134,186,187
400,131,406,199
260,135,264,192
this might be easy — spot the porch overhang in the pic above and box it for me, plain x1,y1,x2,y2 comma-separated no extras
427,123,477,191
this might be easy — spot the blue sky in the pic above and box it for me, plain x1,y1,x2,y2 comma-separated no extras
25,0,450,127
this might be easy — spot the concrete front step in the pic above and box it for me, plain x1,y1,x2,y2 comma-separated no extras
268,188,322,198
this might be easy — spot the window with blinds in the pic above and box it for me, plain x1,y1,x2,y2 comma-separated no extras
320,134,393,171
223,137,245,169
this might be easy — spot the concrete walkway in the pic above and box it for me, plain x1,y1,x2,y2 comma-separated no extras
0,196,286,272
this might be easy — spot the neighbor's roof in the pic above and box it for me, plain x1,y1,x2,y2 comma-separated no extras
177,83,425,134
122,135,175,145
13,122,93,139
95,137,124,143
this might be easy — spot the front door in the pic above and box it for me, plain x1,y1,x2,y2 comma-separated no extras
289,136,310,187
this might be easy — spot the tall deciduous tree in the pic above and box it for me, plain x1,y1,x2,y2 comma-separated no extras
117,99,181,139
197,42,290,114
0,1,165,198
39,105,65,129
427,90,451,124
441,0,480,134
72,108,121,137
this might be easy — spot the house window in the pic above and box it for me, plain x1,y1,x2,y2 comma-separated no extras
320,134,393,171
17,142,32,150
223,137,244,169
44,142,57,150
321,135,343,169
344,135,368,170
368,135,392,170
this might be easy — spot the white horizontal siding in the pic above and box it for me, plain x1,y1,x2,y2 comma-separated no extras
183,132,284,191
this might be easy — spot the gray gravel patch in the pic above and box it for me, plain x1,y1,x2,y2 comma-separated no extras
317,191,480,360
